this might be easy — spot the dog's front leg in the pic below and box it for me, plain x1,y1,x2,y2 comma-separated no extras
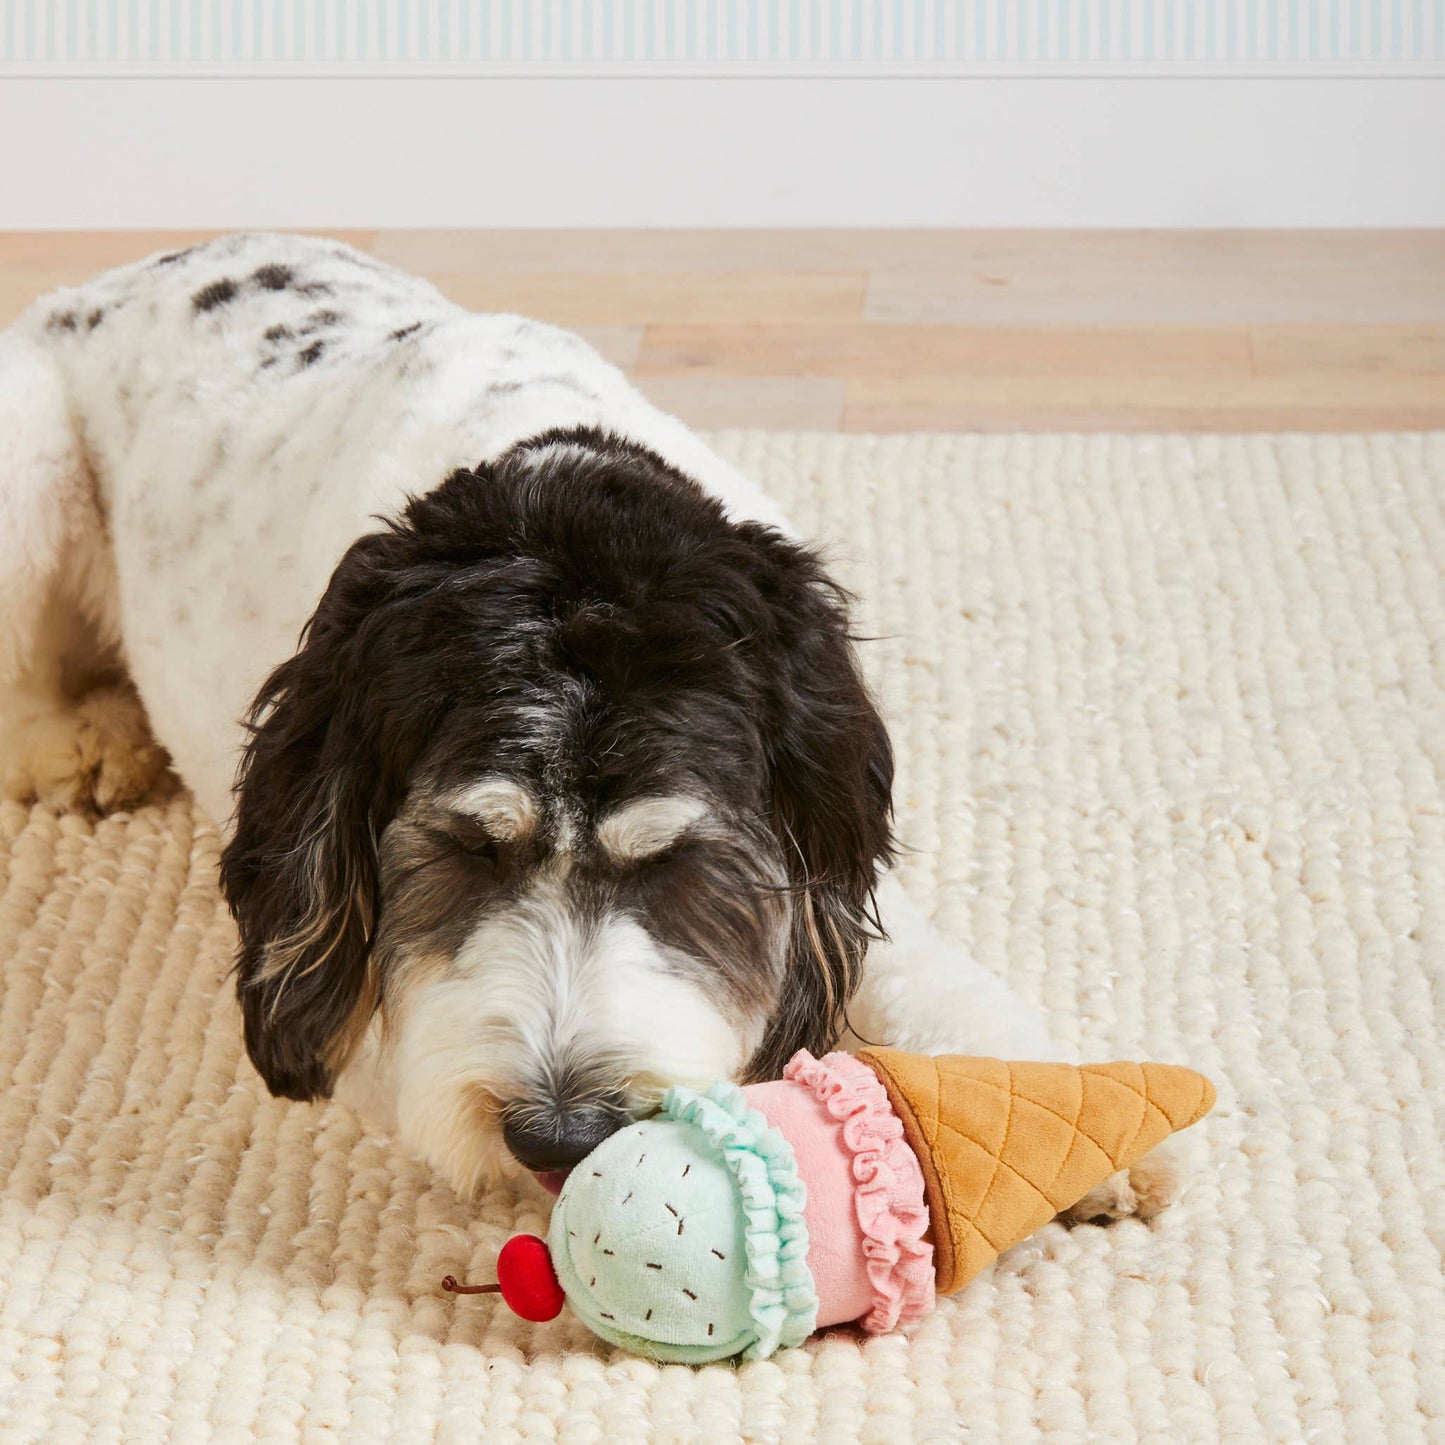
844,871,1065,1060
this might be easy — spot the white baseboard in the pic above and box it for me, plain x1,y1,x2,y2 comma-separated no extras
4,76,1443,228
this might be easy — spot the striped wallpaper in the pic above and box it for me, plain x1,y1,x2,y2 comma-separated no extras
2,1,1442,68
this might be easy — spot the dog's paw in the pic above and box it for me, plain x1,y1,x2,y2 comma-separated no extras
2,683,168,813
75,686,170,811
1057,1146,1181,1226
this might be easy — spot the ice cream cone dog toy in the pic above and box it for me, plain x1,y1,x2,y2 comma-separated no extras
442,1049,1215,1362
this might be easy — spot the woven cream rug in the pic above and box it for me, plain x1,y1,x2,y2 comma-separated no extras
2,433,1443,1444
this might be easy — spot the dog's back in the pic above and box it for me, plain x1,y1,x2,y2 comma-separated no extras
2,234,787,824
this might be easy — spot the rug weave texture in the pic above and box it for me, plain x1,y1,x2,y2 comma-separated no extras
1,432,1442,1444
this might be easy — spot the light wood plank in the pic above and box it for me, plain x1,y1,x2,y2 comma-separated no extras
419,271,866,325
1250,324,1445,374
0,229,377,273
844,370,1445,433
372,227,1445,282
867,232,1445,324
637,323,1254,378
634,375,845,430
371,228,977,275
571,325,645,369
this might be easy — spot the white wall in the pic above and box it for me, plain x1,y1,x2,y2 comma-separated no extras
2,75,1443,228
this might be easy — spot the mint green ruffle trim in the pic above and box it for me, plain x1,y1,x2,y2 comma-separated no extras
661,1082,818,1359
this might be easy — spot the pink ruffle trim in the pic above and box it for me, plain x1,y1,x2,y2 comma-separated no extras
783,1049,936,1333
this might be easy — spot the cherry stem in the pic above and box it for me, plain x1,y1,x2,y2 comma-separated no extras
441,1276,502,1296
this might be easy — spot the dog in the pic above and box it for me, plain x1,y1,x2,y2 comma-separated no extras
0,234,1172,1217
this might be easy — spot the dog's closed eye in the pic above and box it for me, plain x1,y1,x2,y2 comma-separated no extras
447,833,501,864
428,818,504,866
627,838,695,872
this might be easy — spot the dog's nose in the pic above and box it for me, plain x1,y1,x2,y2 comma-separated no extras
501,1103,629,1173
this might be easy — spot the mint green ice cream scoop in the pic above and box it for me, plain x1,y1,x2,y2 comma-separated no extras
545,1082,817,1363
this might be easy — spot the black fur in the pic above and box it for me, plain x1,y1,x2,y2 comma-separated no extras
220,427,893,1103
192,279,238,312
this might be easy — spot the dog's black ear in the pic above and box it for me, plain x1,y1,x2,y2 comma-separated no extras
740,534,895,1080
219,522,446,1101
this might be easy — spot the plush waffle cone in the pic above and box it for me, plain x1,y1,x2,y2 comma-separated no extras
854,1050,1216,1294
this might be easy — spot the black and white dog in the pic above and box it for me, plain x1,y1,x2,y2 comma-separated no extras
0,235,1170,1214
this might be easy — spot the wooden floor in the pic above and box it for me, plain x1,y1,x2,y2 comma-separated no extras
3,229,1443,431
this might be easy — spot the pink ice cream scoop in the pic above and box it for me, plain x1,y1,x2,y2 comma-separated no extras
741,1050,935,1336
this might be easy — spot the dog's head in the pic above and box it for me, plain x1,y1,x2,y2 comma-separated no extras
219,429,893,1195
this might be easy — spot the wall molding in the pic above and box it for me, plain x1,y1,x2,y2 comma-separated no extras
3,1,1442,68
4,59,1444,77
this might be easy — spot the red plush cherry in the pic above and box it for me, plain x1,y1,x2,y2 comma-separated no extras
441,1234,565,1322
495,1234,566,1321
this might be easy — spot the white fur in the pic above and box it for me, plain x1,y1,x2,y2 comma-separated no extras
596,794,710,862
445,777,539,842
